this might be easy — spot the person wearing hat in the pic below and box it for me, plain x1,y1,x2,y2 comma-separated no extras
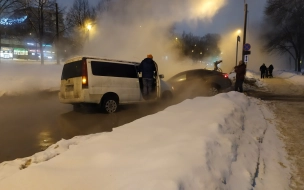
139,54,156,99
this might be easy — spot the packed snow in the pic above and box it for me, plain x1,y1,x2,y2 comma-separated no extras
273,70,304,86
0,59,302,189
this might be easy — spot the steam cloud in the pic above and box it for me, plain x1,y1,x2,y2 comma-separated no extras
84,0,227,78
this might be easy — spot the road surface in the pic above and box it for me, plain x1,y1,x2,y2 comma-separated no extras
0,91,177,163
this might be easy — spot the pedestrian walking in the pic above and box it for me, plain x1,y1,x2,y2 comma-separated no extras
234,60,246,93
268,64,274,78
260,63,267,79
139,54,156,100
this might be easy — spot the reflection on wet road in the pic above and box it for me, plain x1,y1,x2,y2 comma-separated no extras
0,91,179,163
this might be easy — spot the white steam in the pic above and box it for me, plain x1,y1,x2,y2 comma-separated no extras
83,0,227,78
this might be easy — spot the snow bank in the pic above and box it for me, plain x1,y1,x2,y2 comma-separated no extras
0,92,290,190
274,70,304,86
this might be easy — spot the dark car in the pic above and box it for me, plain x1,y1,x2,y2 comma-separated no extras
167,69,232,98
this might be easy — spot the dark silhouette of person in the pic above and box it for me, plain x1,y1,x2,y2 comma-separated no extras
234,60,246,92
260,63,267,78
213,60,222,71
139,54,156,99
268,64,274,78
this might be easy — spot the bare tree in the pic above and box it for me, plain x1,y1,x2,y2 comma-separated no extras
65,0,96,53
262,0,304,72
180,32,221,62
66,0,96,29
0,0,22,46
96,0,111,13
16,0,61,65
0,0,20,16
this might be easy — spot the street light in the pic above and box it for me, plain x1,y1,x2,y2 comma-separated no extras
236,30,241,66
87,23,92,43
87,24,92,31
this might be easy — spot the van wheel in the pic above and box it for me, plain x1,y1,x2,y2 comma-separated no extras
102,98,118,113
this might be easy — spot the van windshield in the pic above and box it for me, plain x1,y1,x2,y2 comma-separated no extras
61,61,82,80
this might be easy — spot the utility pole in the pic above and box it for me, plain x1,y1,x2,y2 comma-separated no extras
56,3,60,64
39,0,45,65
0,27,2,64
241,3,248,62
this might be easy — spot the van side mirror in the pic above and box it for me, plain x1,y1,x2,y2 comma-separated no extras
159,74,164,79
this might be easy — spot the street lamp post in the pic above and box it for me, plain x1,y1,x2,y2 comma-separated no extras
236,35,241,66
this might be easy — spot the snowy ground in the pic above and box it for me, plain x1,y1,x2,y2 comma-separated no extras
0,59,62,96
273,70,304,86
256,76,304,189
0,60,303,189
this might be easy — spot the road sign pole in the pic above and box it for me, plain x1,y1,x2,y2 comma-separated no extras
242,3,248,62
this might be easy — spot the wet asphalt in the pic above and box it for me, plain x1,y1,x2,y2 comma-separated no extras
0,91,178,163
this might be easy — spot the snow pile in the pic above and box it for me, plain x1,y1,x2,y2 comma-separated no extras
274,70,304,86
0,61,62,96
244,71,266,88
0,92,290,190
229,70,266,88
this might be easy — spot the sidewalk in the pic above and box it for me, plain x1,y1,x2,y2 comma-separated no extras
258,77,304,189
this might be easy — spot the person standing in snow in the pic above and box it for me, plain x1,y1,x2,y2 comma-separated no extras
268,64,274,78
139,54,156,100
260,63,267,79
234,60,246,93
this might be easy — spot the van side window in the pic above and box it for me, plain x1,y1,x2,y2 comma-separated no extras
91,61,138,78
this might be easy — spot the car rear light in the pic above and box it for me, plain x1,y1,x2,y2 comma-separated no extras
222,73,228,78
82,59,88,88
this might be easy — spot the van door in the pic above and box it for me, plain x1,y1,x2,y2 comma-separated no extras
154,62,161,99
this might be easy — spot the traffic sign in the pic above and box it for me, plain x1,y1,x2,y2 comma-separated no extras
243,50,251,55
244,55,249,62
244,43,251,51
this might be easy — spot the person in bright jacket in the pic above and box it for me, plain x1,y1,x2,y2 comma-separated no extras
234,60,246,92
139,54,156,99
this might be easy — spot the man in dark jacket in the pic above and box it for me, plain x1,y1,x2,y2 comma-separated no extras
268,64,274,78
260,63,267,78
234,60,246,92
139,54,156,99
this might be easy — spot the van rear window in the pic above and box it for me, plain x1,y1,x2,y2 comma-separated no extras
61,61,82,80
91,61,137,78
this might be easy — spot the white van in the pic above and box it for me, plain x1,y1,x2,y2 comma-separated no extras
58,56,173,113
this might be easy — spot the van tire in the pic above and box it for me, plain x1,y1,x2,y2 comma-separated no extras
101,96,118,114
